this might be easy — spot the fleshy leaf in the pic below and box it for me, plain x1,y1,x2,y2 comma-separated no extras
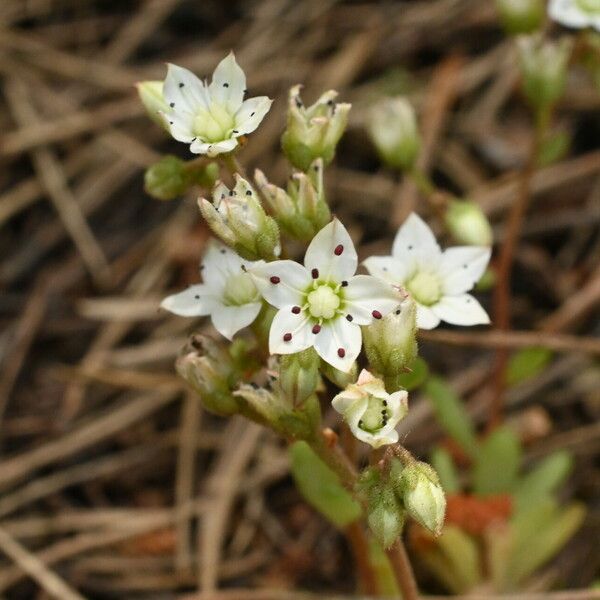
430,447,461,494
506,347,553,386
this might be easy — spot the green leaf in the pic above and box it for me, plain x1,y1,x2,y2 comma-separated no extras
537,131,570,167
514,450,573,511
424,377,478,458
396,357,429,391
430,447,461,494
506,347,553,386
289,441,361,528
473,426,521,496
367,538,400,596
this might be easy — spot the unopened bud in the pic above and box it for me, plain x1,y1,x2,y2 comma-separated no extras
279,348,321,407
362,298,418,390
136,81,170,130
445,200,493,247
368,97,420,172
495,0,544,34
199,175,281,261
320,359,358,389
281,85,351,171
398,460,446,536
176,336,238,415
255,160,331,241
517,35,573,109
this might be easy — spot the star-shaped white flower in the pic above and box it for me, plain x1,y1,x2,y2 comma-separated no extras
549,0,600,31
161,242,263,340
332,369,408,448
161,52,272,157
364,213,491,330
250,219,402,372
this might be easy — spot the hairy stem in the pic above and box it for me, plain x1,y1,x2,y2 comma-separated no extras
489,105,550,430
222,152,249,181
386,539,420,600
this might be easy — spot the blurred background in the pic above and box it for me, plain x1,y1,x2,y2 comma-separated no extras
0,1,599,598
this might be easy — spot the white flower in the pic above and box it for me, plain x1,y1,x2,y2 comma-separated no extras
332,369,408,448
161,52,272,157
549,0,600,31
364,213,491,330
161,242,263,340
250,219,402,372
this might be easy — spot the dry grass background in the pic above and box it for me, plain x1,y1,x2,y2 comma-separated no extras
0,0,599,598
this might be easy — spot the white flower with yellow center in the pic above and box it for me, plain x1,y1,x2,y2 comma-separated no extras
250,220,402,372
161,52,272,157
332,370,408,448
161,242,262,340
364,213,491,330
549,0,600,30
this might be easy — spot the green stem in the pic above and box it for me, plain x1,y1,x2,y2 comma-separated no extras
222,152,249,180
386,539,420,600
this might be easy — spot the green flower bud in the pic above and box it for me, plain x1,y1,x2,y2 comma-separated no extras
358,468,406,549
255,160,331,241
198,175,281,261
517,36,573,109
362,298,418,391
445,200,493,247
495,0,544,34
368,97,421,172
278,348,321,407
320,359,358,389
398,460,446,536
281,85,351,171
145,156,218,201
175,335,239,416
136,80,170,130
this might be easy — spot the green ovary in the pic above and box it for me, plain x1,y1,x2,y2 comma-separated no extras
223,272,259,306
193,103,235,142
406,271,442,306
359,395,388,432
307,285,340,319
576,0,600,13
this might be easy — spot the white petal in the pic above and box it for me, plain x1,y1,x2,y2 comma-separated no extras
432,294,490,327
362,255,408,285
234,97,273,135
304,219,358,282
211,302,262,340
392,213,441,264
161,284,217,317
250,260,310,308
344,275,402,325
549,0,597,28
415,304,441,330
208,52,246,113
314,317,361,372
331,389,366,415
439,246,491,295
190,138,238,156
201,242,245,291
163,63,210,114
355,426,399,449
162,110,195,143
269,308,313,354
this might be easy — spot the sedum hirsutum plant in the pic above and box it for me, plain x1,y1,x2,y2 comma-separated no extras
139,51,498,599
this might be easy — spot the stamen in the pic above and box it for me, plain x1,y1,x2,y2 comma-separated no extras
270,276,281,284
346,314,353,322
283,333,292,342
311,268,319,279
170,102,175,108
341,280,348,287
312,324,321,334
334,244,344,256
372,310,382,319
337,348,346,358
246,190,252,196
223,83,229,87
291,306,301,314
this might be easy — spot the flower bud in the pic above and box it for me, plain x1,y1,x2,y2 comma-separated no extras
198,175,281,261
332,370,408,448
281,85,351,171
278,348,321,407
368,97,420,172
362,298,418,391
445,200,493,247
495,0,544,34
320,359,358,389
175,335,239,416
517,36,573,109
136,81,170,130
398,460,446,536
255,160,331,241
